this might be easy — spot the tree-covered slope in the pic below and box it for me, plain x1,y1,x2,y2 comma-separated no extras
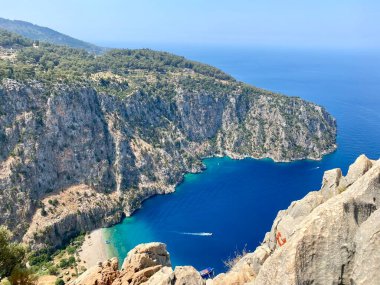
0,18,104,53
0,30,337,249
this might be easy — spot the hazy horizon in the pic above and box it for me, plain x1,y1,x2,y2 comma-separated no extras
1,0,379,50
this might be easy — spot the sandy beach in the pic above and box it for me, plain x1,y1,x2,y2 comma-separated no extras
79,228,111,268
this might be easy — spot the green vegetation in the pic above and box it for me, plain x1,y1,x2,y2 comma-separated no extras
0,226,26,279
0,29,33,48
0,17,104,53
0,227,36,284
27,233,85,277
55,279,64,285
7,267,36,285
0,29,234,97
0,233,72,284
48,199,59,207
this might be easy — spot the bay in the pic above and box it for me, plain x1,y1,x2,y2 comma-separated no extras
104,46,380,273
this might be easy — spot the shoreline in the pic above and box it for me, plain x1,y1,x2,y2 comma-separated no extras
79,228,112,269
75,150,337,269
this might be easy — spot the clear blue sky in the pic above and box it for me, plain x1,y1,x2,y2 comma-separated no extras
1,0,379,49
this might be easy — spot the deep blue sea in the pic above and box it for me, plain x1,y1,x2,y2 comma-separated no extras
104,46,380,273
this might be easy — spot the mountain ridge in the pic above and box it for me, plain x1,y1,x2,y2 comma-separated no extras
0,17,105,53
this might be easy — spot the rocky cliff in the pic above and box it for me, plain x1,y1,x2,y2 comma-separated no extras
73,155,380,285
0,30,336,249
212,154,380,285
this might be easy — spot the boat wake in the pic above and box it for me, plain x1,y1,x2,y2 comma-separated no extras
178,232,213,236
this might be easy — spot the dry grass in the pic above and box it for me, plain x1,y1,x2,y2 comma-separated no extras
223,245,249,270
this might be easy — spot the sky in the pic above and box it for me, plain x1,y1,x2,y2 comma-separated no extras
0,0,379,49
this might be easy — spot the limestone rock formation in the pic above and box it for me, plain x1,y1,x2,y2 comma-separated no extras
140,265,205,285
121,242,171,270
211,154,380,285
114,243,171,285
141,267,174,285
70,243,204,285
350,208,380,284
172,267,205,285
71,258,119,285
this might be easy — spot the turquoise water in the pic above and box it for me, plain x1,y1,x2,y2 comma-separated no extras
104,47,380,273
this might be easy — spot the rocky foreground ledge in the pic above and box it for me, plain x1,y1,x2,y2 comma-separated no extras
71,154,380,285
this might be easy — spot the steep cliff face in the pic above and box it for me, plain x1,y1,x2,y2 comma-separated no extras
0,76,336,248
73,155,380,285
0,32,336,248
211,155,380,285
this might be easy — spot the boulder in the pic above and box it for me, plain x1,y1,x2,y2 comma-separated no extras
173,266,205,285
112,242,171,285
121,242,171,271
339,154,373,190
321,168,342,200
70,257,119,285
142,267,174,285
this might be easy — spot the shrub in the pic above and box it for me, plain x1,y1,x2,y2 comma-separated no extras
68,256,76,265
66,246,76,255
28,250,50,266
41,208,48,216
55,279,65,285
59,258,69,268
0,227,26,278
48,265,58,275
8,266,36,285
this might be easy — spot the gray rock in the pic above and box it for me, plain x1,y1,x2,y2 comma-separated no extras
339,154,373,190
173,266,205,285
121,242,171,271
142,267,174,285
351,209,380,285
321,168,342,200
112,242,171,285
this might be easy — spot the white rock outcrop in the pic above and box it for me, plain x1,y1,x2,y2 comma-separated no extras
212,154,380,285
